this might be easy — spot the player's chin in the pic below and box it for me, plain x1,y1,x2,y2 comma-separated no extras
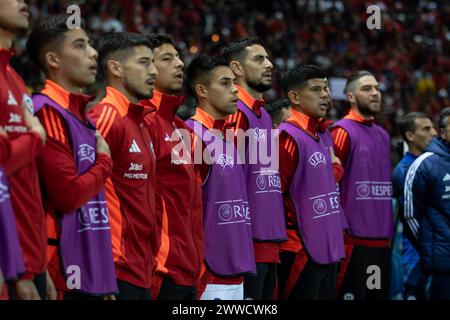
370,104,381,112
227,103,237,114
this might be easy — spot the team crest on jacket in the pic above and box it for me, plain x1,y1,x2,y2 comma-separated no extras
78,144,96,164
22,94,34,113
217,154,234,169
308,152,327,168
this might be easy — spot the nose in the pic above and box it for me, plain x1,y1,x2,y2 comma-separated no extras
231,84,238,95
175,56,184,69
265,58,273,70
431,127,438,137
150,62,159,77
89,45,98,60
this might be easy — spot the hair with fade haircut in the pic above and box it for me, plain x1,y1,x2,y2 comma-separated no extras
96,32,152,78
343,70,374,94
282,64,326,95
146,33,174,49
26,14,85,75
397,112,430,141
185,55,229,101
439,107,450,130
221,37,264,63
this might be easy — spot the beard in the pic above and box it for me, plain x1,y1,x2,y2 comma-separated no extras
246,76,272,93
124,80,153,101
355,96,380,117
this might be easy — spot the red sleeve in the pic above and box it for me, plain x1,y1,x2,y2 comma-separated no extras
228,109,249,132
192,131,209,183
279,131,302,253
330,126,350,166
4,131,43,175
36,106,113,213
88,103,124,155
333,163,344,182
0,134,11,165
279,131,299,228
279,132,298,193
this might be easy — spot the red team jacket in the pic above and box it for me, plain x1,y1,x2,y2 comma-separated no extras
89,87,159,289
0,48,46,280
142,90,204,289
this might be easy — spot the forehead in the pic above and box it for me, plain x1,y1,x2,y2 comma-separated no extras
356,75,379,88
154,43,178,57
305,78,326,87
211,65,234,81
62,28,89,43
1,0,18,10
414,117,432,127
245,44,268,58
131,45,153,58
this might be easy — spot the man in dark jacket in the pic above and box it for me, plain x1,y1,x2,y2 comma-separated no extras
393,112,436,299
402,107,450,300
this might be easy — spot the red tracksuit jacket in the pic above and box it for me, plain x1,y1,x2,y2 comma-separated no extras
142,90,204,288
0,48,46,279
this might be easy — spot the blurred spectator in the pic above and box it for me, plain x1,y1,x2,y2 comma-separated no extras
12,0,450,140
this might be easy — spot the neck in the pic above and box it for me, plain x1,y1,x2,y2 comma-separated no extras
155,86,180,97
292,105,317,120
351,105,374,120
407,145,422,157
0,29,14,50
237,79,263,100
109,80,138,104
49,75,84,95
199,100,226,120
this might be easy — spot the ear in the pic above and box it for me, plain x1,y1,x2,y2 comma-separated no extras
107,60,122,78
229,60,243,78
44,51,60,71
440,129,447,141
405,131,415,143
194,83,207,100
346,92,356,105
287,90,301,106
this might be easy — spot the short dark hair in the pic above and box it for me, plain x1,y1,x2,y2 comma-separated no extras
221,37,264,63
185,55,229,101
264,98,291,116
343,70,374,94
96,32,152,78
439,107,450,129
282,64,325,95
264,98,291,126
146,33,174,49
26,14,82,74
398,112,429,141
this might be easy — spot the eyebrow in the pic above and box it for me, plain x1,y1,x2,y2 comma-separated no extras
160,52,179,58
72,38,87,44
219,77,234,81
